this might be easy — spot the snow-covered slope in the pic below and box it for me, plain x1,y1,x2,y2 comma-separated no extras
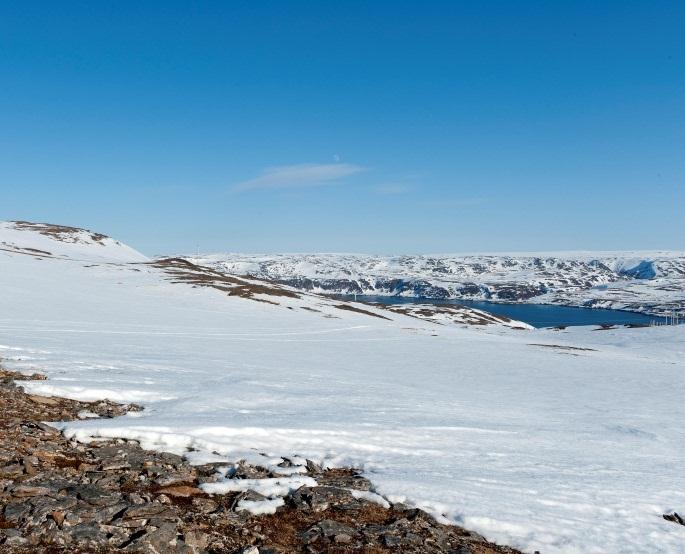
193,252,685,317
2,223,685,553
0,221,147,263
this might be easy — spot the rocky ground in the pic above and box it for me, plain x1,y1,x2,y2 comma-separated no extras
0,366,524,554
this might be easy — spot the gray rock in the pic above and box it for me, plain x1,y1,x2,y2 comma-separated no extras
3,531,28,546
384,534,402,547
318,519,356,536
304,519,357,545
66,484,123,507
70,521,109,545
191,497,218,514
102,460,131,471
100,523,133,546
125,522,183,553
334,532,353,544
230,490,268,511
234,463,271,479
120,517,150,529
10,484,52,497
93,501,129,523
156,452,185,468
154,470,195,487
4,500,32,523
0,464,23,479
290,486,357,512
183,528,210,552
64,505,95,527
305,459,323,474
124,502,169,519
316,472,371,491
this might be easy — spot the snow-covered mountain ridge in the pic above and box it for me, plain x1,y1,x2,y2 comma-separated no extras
192,252,685,317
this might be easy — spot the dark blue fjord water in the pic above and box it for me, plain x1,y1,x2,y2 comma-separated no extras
333,295,666,329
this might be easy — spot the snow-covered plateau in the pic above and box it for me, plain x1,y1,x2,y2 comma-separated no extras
192,252,685,318
1,221,684,553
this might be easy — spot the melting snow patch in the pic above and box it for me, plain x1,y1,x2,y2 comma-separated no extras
236,497,285,515
76,411,100,419
21,382,175,403
201,475,317,497
350,489,390,508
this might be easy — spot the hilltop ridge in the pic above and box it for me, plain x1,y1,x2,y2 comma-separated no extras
0,221,148,263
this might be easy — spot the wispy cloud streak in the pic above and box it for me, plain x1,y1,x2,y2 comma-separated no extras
233,163,365,192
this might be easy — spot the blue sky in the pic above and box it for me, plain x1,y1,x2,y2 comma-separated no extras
1,2,683,255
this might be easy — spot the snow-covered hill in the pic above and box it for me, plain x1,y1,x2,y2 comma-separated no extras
193,252,685,317
0,221,148,263
2,222,685,553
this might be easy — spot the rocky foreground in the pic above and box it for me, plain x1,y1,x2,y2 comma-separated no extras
0,367,522,554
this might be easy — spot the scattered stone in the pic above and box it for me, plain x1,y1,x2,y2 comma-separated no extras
27,395,60,406
290,485,358,512
305,459,322,474
663,512,684,526
70,521,109,543
50,510,65,527
10,485,52,498
191,497,218,514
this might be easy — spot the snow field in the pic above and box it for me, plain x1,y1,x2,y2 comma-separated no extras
1,223,684,552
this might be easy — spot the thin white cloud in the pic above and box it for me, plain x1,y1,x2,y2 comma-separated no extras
233,163,365,192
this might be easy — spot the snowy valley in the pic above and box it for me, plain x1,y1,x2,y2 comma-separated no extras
1,221,684,553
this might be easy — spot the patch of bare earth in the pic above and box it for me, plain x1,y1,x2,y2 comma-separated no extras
364,302,527,328
152,258,301,304
333,304,391,320
0,365,524,553
11,221,110,245
527,344,597,352
0,242,53,258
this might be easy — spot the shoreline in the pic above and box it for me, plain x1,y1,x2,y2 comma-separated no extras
325,292,681,321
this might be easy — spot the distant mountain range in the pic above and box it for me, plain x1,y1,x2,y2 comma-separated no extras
0,220,526,330
190,252,685,317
